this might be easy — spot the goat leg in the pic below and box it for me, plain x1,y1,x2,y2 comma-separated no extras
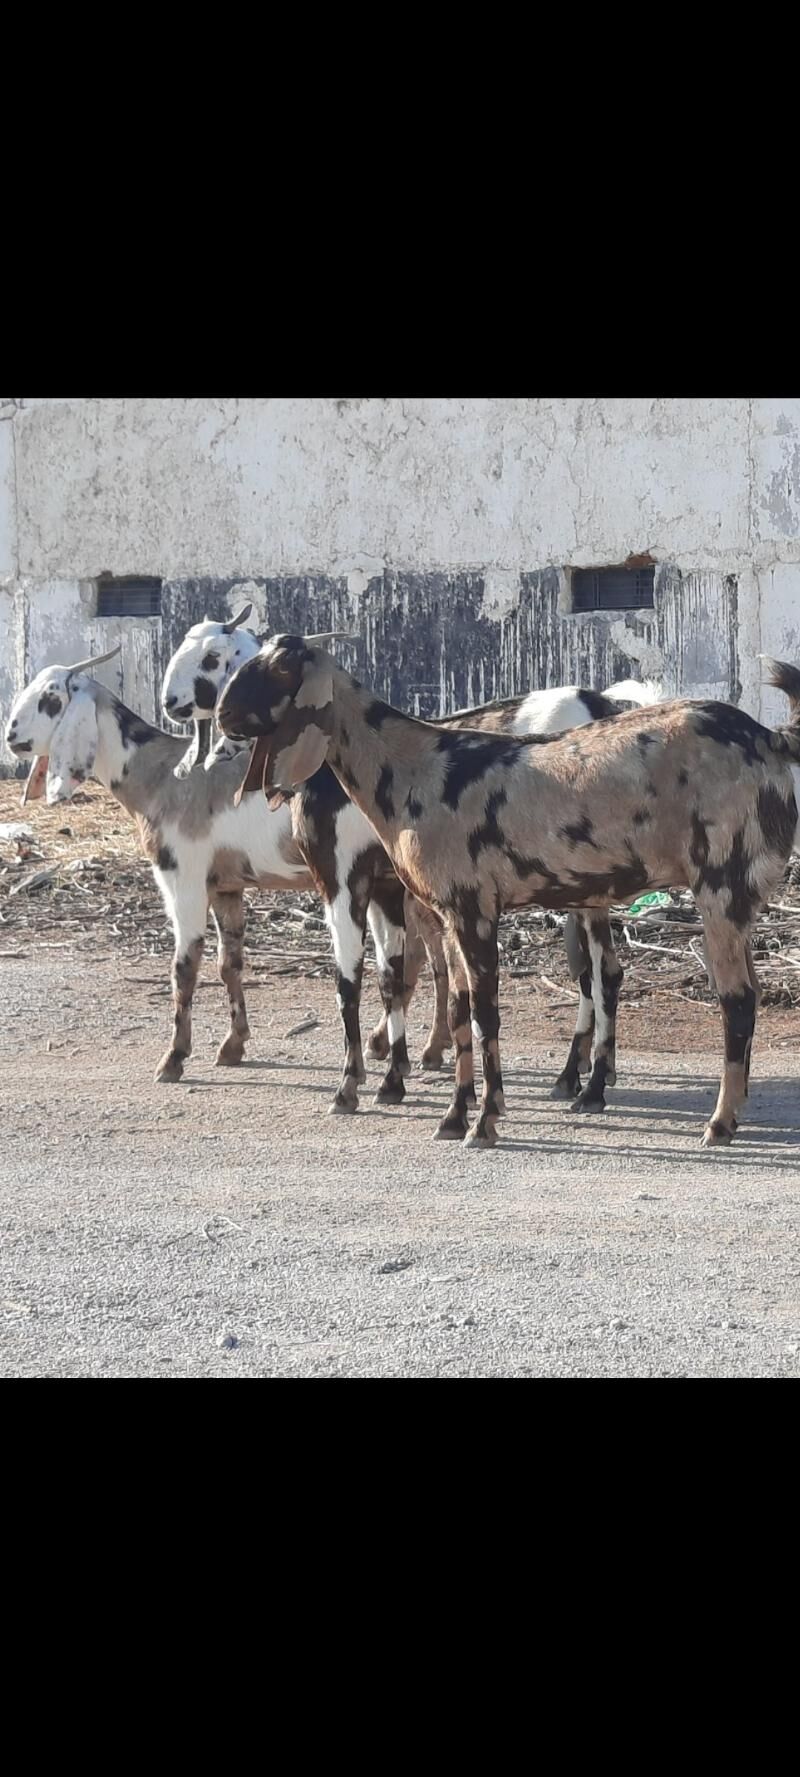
156,933,205,1083
210,889,250,1066
324,895,368,1113
434,924,478,1141
367,887,411,1105
552,914,594,1097
700,911,757,1146
570,915,622,1114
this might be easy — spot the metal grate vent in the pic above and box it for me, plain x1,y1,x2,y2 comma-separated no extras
96,577,162,618
572,566,655,612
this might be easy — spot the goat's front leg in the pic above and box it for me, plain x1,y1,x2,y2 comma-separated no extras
459,918,505,1150
209,888,250,1066
407,895,453,1070
366,884,411,1105
552,912,594,1097
155,878,208,1083
570,915,622,1114
434,924,478,1141
324,889,368,1114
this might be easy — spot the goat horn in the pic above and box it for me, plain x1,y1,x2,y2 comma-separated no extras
66,642,122,677
222,603,253,634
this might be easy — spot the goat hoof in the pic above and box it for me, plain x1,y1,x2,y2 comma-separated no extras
367,1030,390,1060
434,1118,469,1141
464,1126,498,1149
551,1076,580,1099
420,1046,446,1070
215,1041,244,1067
374,1079,406,1106
701,1120,734,1147
155,1056,185,1083
330,1087,359,1114
569,1094,606,1114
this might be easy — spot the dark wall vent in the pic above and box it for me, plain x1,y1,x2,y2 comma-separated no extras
571,566,655,612
96,577,162,618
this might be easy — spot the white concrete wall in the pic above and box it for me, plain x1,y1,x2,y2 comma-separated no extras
2,397,800,767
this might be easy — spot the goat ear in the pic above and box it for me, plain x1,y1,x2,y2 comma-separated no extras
233,735,271,806
45,687,98,803
22,756,49,804
265,663,333,798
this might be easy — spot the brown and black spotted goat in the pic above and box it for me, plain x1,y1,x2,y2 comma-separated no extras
217,639,800,1150
166,608,662,1113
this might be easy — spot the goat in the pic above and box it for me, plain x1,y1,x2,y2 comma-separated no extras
163,607,662,1108
215,637,800,1150
6,640,460,1106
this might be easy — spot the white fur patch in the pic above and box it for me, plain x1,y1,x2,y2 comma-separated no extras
510,689,591,736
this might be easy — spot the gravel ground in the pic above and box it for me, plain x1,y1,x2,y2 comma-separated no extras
2,941,800,1379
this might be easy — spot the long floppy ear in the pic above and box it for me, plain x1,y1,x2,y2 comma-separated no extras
264,662,333,800
45,686,98,803
22,756,49,804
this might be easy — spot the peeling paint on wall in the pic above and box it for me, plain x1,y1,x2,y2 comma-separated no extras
0,564,747,774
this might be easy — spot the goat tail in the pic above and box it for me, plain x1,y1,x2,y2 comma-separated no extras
762,657,800,760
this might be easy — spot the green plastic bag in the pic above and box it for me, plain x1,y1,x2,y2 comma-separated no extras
626,891,672,918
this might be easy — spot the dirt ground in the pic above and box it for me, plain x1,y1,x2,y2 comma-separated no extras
2,783,800,1378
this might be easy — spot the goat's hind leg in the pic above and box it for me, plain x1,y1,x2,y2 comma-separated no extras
210,888,250,1066
700,911,757,1148
411,898,453,1070
434,927,478,1141
367,886,412,1104
552,913,594,1098
570,916,622,1114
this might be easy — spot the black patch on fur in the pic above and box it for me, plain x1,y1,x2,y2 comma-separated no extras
436,731,520,809
632,808,652,826
201,652,220,672
340,724,351,747
292,766,351,904
405,790,423,820
375,764,396,821
72,768,85,783
637,731,657,751
720,986,756,1062
578,689,617,721
578,1052,609,1105
692,702,765,767
561,813,597,847
592,918,622,1018
364,699,415,730
369,874,406,930
113,700,158,749
158,845,178,871
514,844,649,909
14,740,32,752
690,816,759,928
38,692,63,718
677,769,689,787
756,784,796,856
193,675,217,711
468,787,507,863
